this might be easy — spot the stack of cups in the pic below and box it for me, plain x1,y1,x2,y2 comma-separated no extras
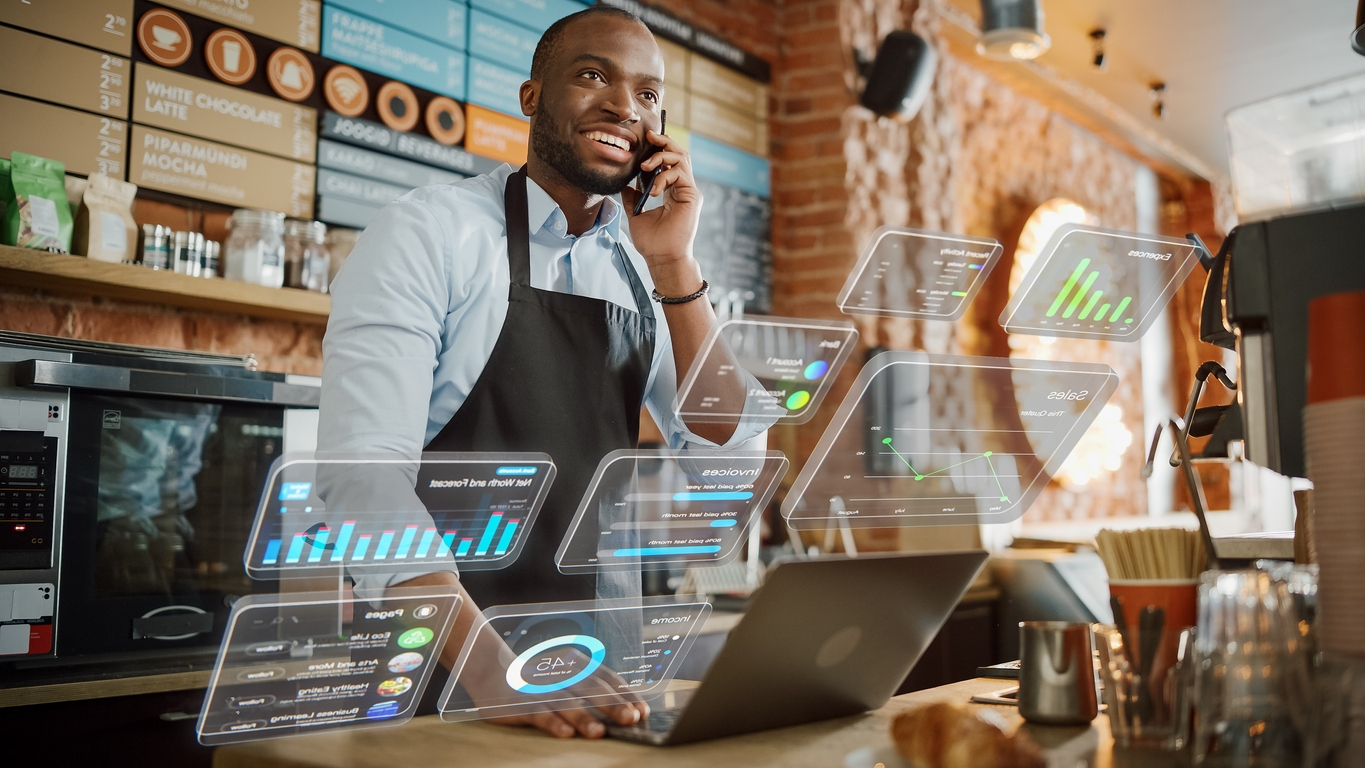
1305,290,1365,658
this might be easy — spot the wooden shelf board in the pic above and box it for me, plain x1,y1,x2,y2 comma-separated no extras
0,244,330,324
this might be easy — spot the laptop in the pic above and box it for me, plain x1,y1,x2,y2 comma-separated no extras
608,549,989,745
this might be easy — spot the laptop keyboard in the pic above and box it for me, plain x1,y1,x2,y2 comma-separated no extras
642,706,682,733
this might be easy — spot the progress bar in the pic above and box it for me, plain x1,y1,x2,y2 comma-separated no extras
611,545,723,557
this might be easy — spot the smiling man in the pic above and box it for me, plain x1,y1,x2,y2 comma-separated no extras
317,7,764,739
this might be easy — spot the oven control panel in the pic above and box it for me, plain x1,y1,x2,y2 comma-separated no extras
0,431,57,571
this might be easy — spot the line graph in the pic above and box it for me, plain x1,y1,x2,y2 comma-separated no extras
781,352,1119,529
880,437,1010,501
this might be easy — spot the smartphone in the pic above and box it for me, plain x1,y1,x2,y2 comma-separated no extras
632,108,666,216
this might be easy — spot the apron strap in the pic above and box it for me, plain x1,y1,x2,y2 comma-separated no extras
504,166,532,287
614,244,655,322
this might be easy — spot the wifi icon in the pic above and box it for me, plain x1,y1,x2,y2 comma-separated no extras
324,65,371,117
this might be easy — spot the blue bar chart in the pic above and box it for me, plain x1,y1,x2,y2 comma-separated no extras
246,455,557,578
258,513,524,567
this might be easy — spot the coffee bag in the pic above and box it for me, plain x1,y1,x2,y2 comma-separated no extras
74,173,138,262
3,152,72,252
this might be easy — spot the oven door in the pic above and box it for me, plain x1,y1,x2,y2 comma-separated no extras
54,385,314,663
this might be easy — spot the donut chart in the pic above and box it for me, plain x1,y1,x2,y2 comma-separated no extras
504,635,606,694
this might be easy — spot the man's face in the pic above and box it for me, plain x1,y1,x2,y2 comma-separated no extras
526,16,664,196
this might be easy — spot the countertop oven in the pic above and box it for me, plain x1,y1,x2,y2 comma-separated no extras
0,332,318,683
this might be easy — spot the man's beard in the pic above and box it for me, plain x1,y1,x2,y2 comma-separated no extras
530,110,637,196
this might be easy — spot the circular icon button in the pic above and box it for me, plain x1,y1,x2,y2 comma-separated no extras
202,28,256,84
376,81,419,132
425,97,466,146
323,65,369,117
267,46,314,102
396,627,434,649
138,9,192,68
412,603,438,620
205,28,256,85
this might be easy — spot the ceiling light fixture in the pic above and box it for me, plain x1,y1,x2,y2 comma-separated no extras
1149,81,1167,119
977,0,1051,61
1089,29,1107,70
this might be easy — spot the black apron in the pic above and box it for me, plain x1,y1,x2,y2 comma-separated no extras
425,166,656,607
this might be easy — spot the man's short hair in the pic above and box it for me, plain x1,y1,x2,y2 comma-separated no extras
530,6,648,81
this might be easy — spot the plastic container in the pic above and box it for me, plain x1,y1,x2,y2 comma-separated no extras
1227,72,1365,222
284,219,330,293
225,209,285,288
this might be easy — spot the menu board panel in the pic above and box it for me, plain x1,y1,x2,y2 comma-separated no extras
469,0,583,34
0,0,134,56
468,10,538,77
152,0,322,52
0,93,126,178
133,64,317,163
316,168,409,209
321,6,467,101
130,125,315,217
689,94,768,156
464,105,529,166
327,0,467,51
0,26,130,118
320,112,500,177
467,58,527,118
658,38,690,92
317,139,465,190
318,195,382,229
690,135,769,198
689,56,767,119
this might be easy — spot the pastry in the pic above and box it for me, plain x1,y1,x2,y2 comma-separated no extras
891,702,1045,768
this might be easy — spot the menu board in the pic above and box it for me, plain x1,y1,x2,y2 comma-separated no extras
0,94,126,178
133,64,317,162
694,176,772,312
153,0,322,52
0,26,130,118
130,126,315,217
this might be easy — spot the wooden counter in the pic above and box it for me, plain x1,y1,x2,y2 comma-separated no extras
213,677,1176,768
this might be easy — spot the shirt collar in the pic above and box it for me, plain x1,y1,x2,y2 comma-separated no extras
524,175,623,241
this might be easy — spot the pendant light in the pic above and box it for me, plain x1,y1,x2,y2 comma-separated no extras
976,0,1051,61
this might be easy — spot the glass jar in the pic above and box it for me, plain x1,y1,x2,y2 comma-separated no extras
284,219,331,293
324,227,360,285
224,209,286,288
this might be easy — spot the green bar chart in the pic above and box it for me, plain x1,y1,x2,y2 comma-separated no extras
1001,224,1200,341
1042,257,1136,325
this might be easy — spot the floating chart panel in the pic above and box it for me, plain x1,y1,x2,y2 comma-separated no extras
1000,224,1201,341
197,586,461,745
438,597,711,722
837,227,1004,321
781,352,1118,529
555,450,788,573
674,316,857,425
245,454,555,579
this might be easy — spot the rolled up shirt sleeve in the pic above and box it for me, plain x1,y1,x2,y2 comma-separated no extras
643,328,777,451
319,195,458,596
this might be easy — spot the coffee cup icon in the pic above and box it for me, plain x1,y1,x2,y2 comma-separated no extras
151,25,182,50
221,40,242,72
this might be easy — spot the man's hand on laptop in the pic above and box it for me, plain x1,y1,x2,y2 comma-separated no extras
489,697,649,739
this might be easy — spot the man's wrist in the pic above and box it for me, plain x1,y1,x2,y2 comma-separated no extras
648,258,704,298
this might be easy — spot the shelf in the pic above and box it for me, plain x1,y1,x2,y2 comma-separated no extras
0,245,330,324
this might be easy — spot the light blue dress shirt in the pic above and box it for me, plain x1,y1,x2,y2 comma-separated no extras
317,164,768,461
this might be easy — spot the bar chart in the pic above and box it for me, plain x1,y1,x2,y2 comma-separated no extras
1000,224,1201,341
245,455,556,578
259,513,524,567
